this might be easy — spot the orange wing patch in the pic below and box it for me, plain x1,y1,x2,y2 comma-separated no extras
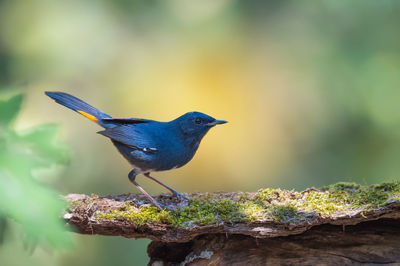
77,110,98,123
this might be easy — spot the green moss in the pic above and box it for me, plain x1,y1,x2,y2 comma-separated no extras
270,205,301,223
173,197,245,226
241,202,269,221
321,181,400,210
255,188,281,203
297,190,344,215
322,182,361,192
375,181,400,194
97,206,173,226
89,181,400,227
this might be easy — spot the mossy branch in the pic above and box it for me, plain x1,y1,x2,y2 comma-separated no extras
64,181,400,243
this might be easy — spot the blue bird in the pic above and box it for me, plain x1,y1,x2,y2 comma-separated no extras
45,92,227,209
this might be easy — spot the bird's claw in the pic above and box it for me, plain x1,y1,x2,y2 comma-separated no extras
158,202,176,211
173,191,189,201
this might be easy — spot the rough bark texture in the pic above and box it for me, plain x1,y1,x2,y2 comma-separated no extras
148,219,400,265
63,183,400,265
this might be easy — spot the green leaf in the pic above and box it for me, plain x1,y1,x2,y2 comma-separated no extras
0,170,71,248
0,215,6,244
0,94,23,127
0,93,72,248
18,124,70,166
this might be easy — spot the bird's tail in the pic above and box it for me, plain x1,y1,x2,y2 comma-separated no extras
45,91,112,127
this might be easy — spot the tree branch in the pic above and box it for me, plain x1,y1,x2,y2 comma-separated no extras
63,182,400,265
64,182,400,242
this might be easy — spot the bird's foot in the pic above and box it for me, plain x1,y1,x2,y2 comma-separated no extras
151,201,164,211
148,200,175,211
158,201,176,212
172,191,189,201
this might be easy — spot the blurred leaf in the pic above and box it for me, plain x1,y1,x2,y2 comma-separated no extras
0,215,6,244
0,93,72,249
0,94,23,127
18,124,70,167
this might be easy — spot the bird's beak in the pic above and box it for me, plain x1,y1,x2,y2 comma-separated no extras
207,120,228,126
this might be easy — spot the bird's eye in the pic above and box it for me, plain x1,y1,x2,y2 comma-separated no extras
195,118,202,124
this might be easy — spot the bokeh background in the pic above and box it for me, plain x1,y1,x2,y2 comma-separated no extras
1,0,400,265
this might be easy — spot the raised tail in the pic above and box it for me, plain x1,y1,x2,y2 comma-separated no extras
45,91,112,127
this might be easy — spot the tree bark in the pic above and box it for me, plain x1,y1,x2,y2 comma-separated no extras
148,219,400,265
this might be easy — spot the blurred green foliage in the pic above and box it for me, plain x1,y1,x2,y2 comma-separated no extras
0,93,71,248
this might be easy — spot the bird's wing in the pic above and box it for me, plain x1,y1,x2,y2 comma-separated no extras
97,125,158,153
101,117,153,125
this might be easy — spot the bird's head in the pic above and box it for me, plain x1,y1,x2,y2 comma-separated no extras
175,112,227,137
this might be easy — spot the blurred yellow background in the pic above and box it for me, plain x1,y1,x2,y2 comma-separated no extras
1,0,400,265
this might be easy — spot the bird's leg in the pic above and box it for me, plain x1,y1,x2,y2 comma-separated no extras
128,169,163,210
144,173,189,201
